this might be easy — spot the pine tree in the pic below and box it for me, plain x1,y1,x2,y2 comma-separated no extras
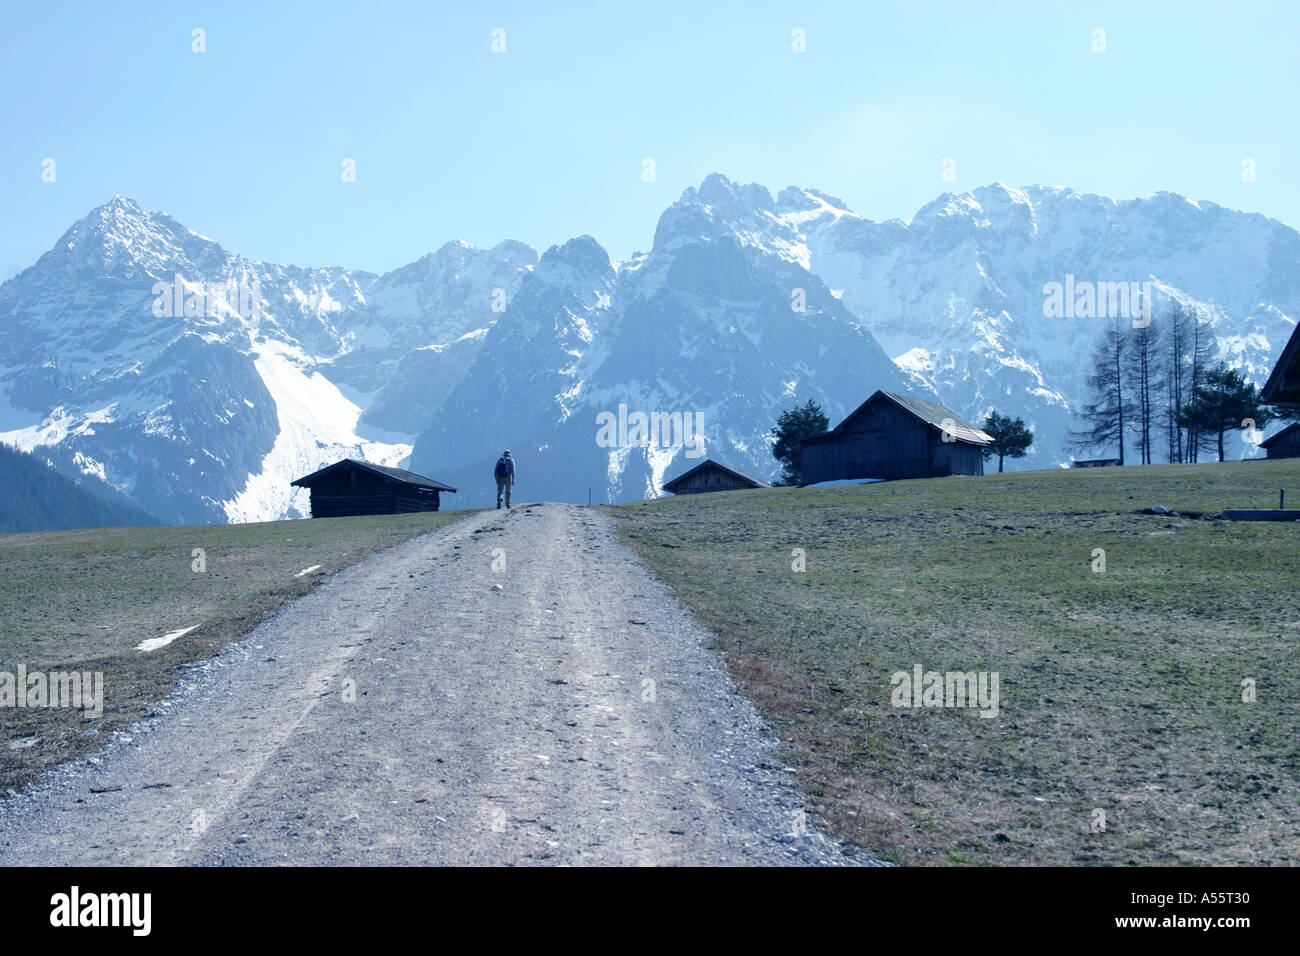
770,399,830,485
981,412,1033,473
0,444,158,532
1178,366,1273,462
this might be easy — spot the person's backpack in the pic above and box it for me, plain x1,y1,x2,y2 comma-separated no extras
494,456,514,479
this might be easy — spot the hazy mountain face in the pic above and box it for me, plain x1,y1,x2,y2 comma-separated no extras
783,182,1300,468
0,198,531,523
2,177,1296,522
409,186,922,507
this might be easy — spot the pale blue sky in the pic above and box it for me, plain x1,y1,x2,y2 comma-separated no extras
2,1,1297,280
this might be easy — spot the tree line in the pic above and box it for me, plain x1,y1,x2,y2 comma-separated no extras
0,443,159,533
1072,303,1287,464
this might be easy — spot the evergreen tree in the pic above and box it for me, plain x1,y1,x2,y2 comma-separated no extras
0,444,158,532
770,399,829,485
1178,365,1273,462
981,412,1033,473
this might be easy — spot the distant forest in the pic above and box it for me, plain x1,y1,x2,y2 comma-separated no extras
0,443,159,533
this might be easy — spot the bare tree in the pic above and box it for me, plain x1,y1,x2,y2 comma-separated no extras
1072,317,1128,464
1185,310,1218,462
1162,302,1192,462
1126,319,1161,464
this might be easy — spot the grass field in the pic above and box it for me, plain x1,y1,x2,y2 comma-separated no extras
0,510,469,792
609,460,1300,865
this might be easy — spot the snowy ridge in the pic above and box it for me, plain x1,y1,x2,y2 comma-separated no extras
2,177,1298,521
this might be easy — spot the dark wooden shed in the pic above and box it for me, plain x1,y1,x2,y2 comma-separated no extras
1262,322,1300,407
1260,422,1300,459
800,390,992,483
661,459,772,495
290,459,456,518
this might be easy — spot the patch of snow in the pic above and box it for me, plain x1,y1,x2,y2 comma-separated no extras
137,625,199,652
0,403,117,452
222,339,412,522
645,443,678,498
71,451,108,482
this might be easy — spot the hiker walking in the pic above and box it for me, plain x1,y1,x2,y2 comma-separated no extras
494,450,516,509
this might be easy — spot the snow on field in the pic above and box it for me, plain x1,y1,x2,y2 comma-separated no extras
222,339,412,523
137,625,199,653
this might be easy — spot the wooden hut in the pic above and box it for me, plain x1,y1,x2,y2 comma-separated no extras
290,459,456,517
800,390,992,484
1262,322,1300,407
661,459,771,495
1260,422,1300,459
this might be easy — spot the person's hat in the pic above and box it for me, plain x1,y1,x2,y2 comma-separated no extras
503,449,511,456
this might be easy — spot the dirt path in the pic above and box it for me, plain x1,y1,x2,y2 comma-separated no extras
0,503,866,866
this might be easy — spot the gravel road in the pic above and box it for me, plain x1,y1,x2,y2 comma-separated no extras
0,504,868,866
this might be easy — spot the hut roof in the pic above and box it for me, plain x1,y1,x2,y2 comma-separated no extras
661,458,772,492
804,390,993,446
291,458,457,493
1262,323,1300,406
1259,422,1300,448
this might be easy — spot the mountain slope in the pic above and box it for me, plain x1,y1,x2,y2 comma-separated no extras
0,443,159,532
3,178,1297,523
0,199,531,523
782,183,1300,465
409,182,925,506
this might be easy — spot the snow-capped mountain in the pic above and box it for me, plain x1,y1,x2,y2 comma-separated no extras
0,197,530,523
408,207,919,504
780,182,1300,467
2,177,1297,523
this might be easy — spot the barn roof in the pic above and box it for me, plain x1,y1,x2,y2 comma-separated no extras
661,458,772,492
1259,422,1300,448
291,458,457,492
1262,322,1300,406
804,390,993,445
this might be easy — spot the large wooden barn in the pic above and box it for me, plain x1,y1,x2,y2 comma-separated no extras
290,459,456,517
800,391,992,483
1260,423,1300,459
1262,322,1300,407
661,459,771,495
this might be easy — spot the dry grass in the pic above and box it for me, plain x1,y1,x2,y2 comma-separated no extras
0,510,471,792
609,460,1300,865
